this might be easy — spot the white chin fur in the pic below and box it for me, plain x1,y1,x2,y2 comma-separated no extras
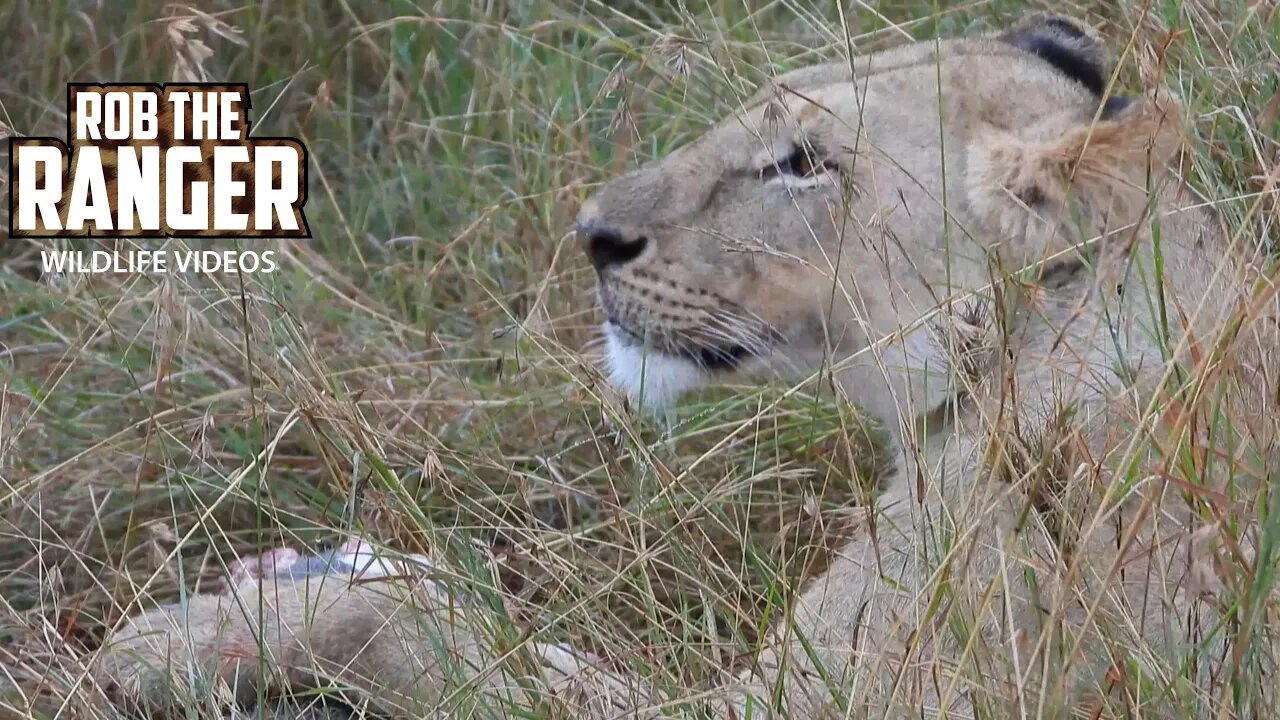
604,325,708,408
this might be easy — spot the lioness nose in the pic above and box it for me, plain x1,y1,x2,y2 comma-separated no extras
579,222,647,272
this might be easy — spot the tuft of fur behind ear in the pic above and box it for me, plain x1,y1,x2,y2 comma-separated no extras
1051,89,1185,188
965,88,1187,263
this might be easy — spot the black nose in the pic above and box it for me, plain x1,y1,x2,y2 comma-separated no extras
581,224,647,272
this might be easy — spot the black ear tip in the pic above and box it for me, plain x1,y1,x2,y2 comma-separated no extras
1100,94,1135,119
1042,16,1090,40
1007,12,1101,42
1000,13,1112,97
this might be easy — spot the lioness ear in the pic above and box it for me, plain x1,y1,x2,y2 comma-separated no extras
966,89,1187,249
999,13,1112,95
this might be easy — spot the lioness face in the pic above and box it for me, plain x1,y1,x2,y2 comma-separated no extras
578,14,1174,408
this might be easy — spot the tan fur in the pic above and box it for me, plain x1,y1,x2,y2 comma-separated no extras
96,14,1279,718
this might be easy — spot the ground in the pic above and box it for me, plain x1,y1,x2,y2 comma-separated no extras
0,0,1276,718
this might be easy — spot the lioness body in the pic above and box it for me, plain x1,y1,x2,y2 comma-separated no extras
97,14,1278,719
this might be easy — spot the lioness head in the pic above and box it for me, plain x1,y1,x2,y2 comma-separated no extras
578,13,1183,409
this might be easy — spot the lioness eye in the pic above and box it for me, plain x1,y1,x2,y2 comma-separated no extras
760,142,836,180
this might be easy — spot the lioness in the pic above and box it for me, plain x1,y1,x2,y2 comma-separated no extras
97,13,1277,719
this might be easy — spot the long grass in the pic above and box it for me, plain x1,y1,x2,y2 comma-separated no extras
0,0,1276,718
